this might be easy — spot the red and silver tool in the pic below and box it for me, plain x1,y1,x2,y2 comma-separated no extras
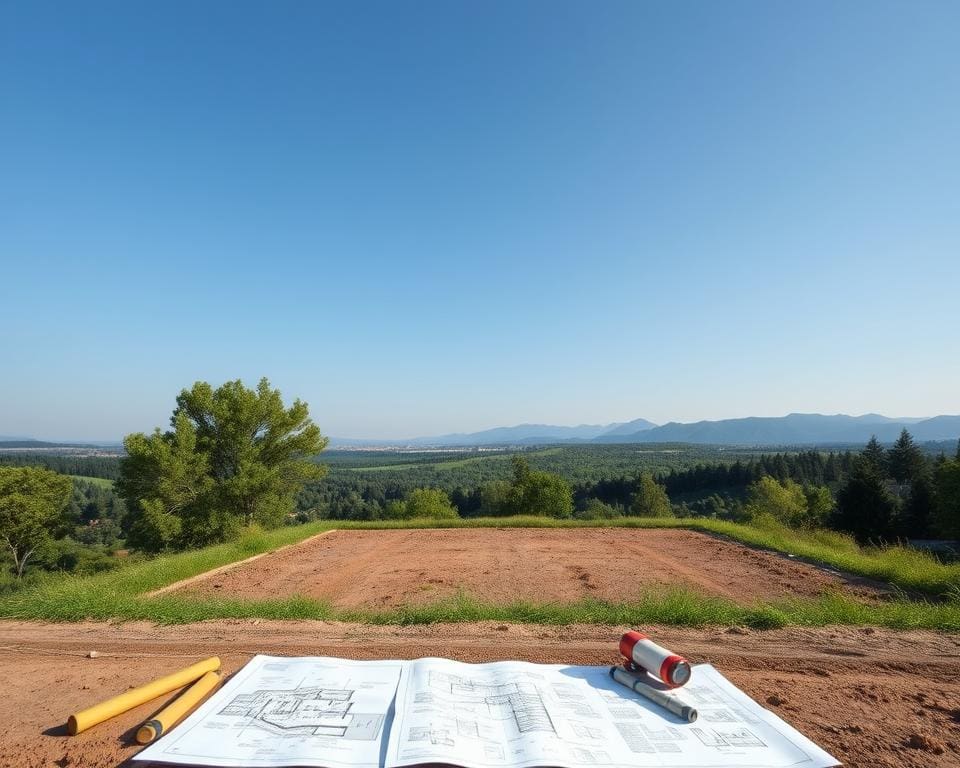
619,630,692,688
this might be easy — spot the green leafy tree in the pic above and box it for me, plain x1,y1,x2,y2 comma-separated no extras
630,473,673,518
575,498,623,520
119,378,328,551
803,484,834,527
744,477,807,527
118,412,212,551
861,435,887,476
506,457,574,518
888,429,925,485
478,480,512,517
382,500,410,520
933,459,960,538
833,458,898,542
404,488,458,519
0,466,73,578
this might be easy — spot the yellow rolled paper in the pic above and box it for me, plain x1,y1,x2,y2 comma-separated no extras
136,670,222,744
68,656,221,735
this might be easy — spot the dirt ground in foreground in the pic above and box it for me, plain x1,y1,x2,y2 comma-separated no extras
174,528,889,606
1,620,958,768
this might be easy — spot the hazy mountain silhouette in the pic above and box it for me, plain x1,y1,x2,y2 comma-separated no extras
598,413,960,445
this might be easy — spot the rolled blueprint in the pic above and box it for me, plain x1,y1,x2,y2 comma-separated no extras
136,670,222,744
68,656,221,735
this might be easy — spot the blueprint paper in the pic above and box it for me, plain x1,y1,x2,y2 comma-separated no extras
134,655,403,768
385,659,839,768
135,656,838,768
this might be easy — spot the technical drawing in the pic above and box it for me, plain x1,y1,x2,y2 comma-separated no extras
571,723,604,740
570,746,612,764
553,684,600,717
421,670,557,735
408,726,455,747
718,728,766,747
691,727,765,748
219,685,384,739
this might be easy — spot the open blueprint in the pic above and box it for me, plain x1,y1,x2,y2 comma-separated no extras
135,656,839,768
135,655,404,768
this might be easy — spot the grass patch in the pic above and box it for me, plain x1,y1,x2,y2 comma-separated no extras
3,581,958,631
685,518,960,597
1,516,958,628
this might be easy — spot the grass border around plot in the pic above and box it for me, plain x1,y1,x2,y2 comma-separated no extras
1,516,958,627
4,582,959,631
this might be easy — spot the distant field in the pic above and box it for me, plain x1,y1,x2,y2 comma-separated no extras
318,444,779,490
337,447,563,472
70,475,114,488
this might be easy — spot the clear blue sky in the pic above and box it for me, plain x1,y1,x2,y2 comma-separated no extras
1,1,958,441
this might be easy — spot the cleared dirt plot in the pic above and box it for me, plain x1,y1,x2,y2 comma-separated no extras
174,528,889,607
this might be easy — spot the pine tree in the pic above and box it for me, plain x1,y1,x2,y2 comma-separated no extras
888,429,925,485
933,459,960,538
861,435,887,476
834,457,898,542
900,474,935,539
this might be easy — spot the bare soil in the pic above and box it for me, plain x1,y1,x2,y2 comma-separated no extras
1,620,958,768
173,529,888,607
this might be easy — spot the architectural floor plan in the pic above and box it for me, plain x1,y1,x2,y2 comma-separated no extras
135,656,404,768
218,684,385,739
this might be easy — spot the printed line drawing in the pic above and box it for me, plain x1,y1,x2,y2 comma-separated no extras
219,685,385,739
421,671,556,735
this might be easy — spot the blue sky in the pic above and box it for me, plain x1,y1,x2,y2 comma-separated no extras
1,1,958,441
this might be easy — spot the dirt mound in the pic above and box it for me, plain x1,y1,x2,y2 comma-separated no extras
174,528,888,607
0,620,958,768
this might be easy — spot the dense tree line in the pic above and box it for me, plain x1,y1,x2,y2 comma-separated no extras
833,432,960,542
658,451,857,496
69,479,127,548
0,469,128,583
0,453,121,480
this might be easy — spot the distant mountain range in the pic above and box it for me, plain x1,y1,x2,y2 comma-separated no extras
7,413,960,451
330,413,960,447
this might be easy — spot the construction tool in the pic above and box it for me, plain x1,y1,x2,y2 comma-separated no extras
620,630,691,688
610,666,698,722
67,656,221,735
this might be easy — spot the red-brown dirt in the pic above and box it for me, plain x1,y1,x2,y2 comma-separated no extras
173,528,888,606
1,620,958,768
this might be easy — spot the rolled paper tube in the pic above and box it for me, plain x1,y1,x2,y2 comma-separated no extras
620,630,691,688
136,670,222,744
67,656,221,735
